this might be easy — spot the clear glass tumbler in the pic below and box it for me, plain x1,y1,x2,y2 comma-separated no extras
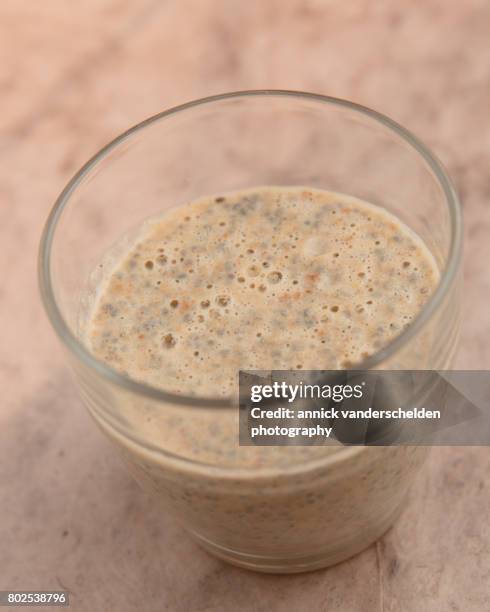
39,91,462,573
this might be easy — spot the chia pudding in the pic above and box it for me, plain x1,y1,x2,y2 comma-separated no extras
84,187,438,572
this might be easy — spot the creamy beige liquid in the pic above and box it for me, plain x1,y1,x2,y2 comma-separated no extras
89,187,436,395
85,187,438,570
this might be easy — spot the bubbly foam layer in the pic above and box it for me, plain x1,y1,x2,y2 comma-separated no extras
88,187,438,398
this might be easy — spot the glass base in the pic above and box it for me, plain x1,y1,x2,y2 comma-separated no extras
189,503,404,574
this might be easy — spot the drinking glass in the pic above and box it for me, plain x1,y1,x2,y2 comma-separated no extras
39,91,462,573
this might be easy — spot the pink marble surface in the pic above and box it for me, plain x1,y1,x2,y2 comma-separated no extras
1,1,489,610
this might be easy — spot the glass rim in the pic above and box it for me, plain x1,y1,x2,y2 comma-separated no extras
38,89,463,409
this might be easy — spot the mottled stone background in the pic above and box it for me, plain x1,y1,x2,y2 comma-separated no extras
1,1,489,610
